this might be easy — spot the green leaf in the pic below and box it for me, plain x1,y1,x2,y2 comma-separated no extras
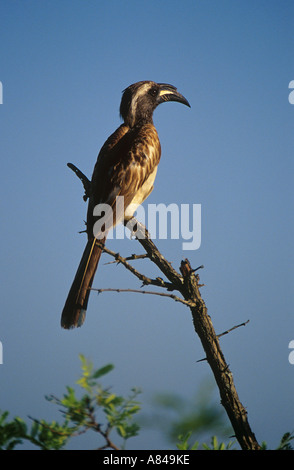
92,364,114,379
277,431,294,450
117,424,126,438
176,432,199,450
30,420,40,438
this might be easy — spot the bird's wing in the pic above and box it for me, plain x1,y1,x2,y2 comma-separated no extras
87,123,161,239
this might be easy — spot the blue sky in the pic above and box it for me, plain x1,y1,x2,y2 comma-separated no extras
0,0,293,450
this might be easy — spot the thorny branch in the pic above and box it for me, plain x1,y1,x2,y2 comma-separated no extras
217,320,250,339
91,287,197,308
95,241,175,291
68,162,261,451
104,253,149,264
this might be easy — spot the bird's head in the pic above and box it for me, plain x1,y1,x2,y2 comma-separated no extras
120,81,190,128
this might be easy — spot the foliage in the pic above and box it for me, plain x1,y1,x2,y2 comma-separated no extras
260,432,294,451
0,356,293,450
276,432,294,450
140,380,233,446
0,355,141,450
176,432,236,450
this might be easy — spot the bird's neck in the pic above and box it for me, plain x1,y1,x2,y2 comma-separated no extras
125,110,154,128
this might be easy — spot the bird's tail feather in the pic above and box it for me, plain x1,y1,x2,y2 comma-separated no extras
61,237,106,329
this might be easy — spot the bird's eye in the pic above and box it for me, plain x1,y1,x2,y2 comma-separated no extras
149,87,158,97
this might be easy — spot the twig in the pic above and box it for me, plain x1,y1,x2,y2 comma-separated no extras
217,320,250,338
95,240,175,291
196,320,250,362
127,219,184,290
96,425,120,451
104,253,149,265
91,287,196,308
67,163,91,201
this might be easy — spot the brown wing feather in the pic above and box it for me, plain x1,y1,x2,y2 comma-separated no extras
61,123,161,328
87,123,161,239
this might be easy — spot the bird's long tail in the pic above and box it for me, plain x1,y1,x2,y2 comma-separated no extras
61,237,106,329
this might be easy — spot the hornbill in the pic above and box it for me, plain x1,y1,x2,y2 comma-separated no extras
61,81,190,329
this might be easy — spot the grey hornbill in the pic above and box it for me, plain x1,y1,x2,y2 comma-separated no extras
61,81,190,329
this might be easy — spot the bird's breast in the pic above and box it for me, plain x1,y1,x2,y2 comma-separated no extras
124,166,158,219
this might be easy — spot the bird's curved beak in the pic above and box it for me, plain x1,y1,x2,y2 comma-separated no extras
157,83,191,108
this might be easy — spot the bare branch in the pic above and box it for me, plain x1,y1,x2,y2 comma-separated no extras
104,253,149,264
67,163,91,201
95,240,175,290
217,320,250,338
127,219,184,290
91,287,196,308
196,320,250,362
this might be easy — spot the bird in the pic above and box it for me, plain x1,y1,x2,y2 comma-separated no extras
61,80,190,329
